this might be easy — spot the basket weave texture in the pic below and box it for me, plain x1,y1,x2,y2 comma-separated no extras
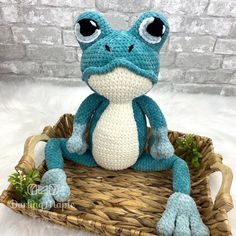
0,114,234,236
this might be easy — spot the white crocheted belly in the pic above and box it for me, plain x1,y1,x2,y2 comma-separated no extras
92,102,139,170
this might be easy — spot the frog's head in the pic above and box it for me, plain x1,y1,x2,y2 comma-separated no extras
74,11,169,103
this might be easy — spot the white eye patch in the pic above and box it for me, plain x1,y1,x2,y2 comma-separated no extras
74,19,101,43
139,17,165,44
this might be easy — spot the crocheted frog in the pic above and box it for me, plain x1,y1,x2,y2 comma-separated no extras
38,11,209,236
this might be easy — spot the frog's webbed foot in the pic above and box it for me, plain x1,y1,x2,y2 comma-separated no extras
157,193,209,236
31,169,70,210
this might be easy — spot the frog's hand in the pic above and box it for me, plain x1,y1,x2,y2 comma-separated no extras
135,95,174,159
66,123,88,154
32,169,70,210
157,193,209,236
149,128,174,159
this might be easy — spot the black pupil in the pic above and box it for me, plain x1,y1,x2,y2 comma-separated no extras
79,19,99,37
146,17,164,37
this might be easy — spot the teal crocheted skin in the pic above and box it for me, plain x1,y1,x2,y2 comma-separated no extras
37,11,209,236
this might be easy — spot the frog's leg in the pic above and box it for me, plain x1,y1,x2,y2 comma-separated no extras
39,94,105,210
45,138,97,169
132,154,209,236
37,138,97,210
132,153,190,194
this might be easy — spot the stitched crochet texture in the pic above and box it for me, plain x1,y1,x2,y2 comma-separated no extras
39,168,70,209
38,11,209,236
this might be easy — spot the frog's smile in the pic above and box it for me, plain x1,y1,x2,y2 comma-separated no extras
83,58,157,84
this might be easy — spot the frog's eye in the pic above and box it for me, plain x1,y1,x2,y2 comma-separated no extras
139,17,165,44
75,19,101,43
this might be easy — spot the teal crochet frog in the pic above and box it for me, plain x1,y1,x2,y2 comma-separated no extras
38,11,209,236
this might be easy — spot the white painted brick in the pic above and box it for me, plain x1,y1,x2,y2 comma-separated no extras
12,26,62,45
41,0,94,8
103,12,129,30
0,74,32,82
0,61,40,75
22,7,73,27
221,85,236,96
0,0,17,3
159,68,184,82
230,22,236,38
27,45,76,62
207,0,236,17
185,69,232,84
96,0,151,13
176,53,222,69
42,62,81,77
19,0,37,5
168,15,185,33
174,83,223,95
159,0,208,15
63,30,78,47
0,26,12,43
169,36,216,53
1,6,22,23
229,74,236,85
184,17,232,37
0,11,3,24
159,52,176,67
1,0,36,3
215,39,236,55
222,56,236,70
0,44,25,60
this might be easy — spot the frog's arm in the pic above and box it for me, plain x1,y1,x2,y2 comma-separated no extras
73,93,103,124
66,93,103,154
136,95,174,159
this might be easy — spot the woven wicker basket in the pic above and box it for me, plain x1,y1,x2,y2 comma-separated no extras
0,114,234,236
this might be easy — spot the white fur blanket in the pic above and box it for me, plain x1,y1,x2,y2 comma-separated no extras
0,81,235,235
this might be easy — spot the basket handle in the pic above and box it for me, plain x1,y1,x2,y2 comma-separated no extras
210,155,233,212
15,134,50,173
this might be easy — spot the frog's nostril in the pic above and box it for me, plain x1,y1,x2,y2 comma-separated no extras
128,44,134,53
105,44,111,52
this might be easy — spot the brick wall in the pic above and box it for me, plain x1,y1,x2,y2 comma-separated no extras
0,0,236,95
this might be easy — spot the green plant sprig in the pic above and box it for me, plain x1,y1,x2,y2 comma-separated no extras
176,135,203,168
8,169,43,208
